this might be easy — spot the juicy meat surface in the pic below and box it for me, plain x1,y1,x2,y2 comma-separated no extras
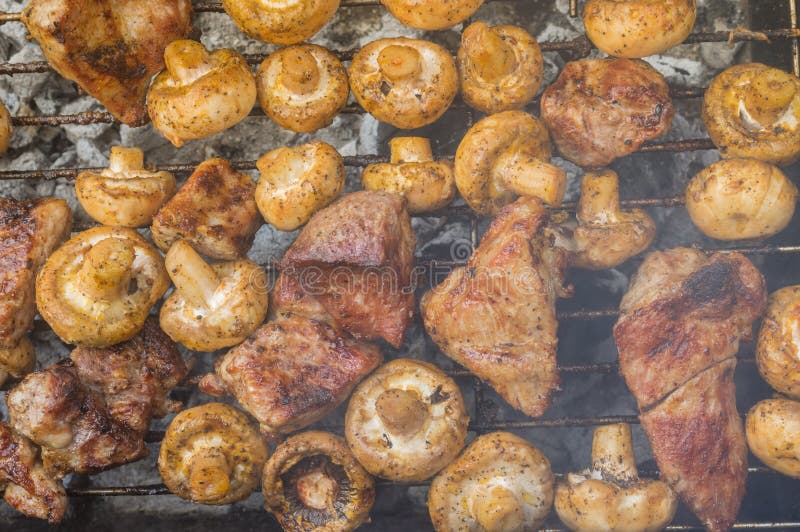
273,190,416,348
199,312,382,437
22,0,193,126
0,197,72,349
421,197,570,417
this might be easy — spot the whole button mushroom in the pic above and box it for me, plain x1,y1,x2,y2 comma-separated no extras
255,141,345,231
349,38,458,130
160,241,268,352
36,227,169,347
458,22,543,114
148,40,257,147
222,0,339,45
428,431,554,532
0,98,12,155
159,403,269,505
685,158,797,241
746,398,800,479
756,286,800,400
257,44,348,133
381,0,483,30
262,431,375,532
361,137,456,213
75,146,176,227
555,423,678,532
345,359,468,482
455,110,566,215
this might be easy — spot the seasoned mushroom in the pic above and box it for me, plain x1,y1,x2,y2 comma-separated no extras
455,110,566,215
685,158,797,241
75,146,176,227
0,337,35,388
703,64,800,166
361,137,456,213
160,240,268,352
263,431,375,531
345,359,468,482
222,0,339,45
756,286,800,400
255,141,344,231
0,98,12,155
36,226,169,347
457,22,543,114
583,0,697,58
555,423,678,532
381,0,482,30
148,40,257,147
159,403,269,505
745,398,800,479
349,38,458,129
428,431,554,532
257,44,348,133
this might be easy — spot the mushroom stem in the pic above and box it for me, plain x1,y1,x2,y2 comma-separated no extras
189,450,232,502
0,336,35,377
164,240,220,309
75,237,136,301
164,40,214,84
462,22,517,84
280,47,321,95
492,147,567,206
577,169,621,223
378,45,422,82
744,68,798,126
591,423,638,481
296,469,338,510
472,485,525,532
108,146,145,175
375,388,428,437
390,137,434,164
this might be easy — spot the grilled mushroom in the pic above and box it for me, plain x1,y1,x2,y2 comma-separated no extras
428,431,554,532
458,22,543,114
257,44,348,133
361,137,456,214
159,403,269,505
583,0,697,58
36,226,169,347
148,40,257,147
222,0,339,45
745,398,800,479
349,38,458,129
75,146,176,227
703,63,800,166
685,158,797,241
160,240,268,352
555,423,678,532
345,359,468,482
756,286,800,400
255,141,345,231
0,337,35,388
0,98,12,155
455,110,566,215
263,431,375,532
381,0,483,30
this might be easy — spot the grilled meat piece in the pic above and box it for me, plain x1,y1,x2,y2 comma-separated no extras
272,190,416,348
421,197,570,417
199,312,382,438
22,0,193,126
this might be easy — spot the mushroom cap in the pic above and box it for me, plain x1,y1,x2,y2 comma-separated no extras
75,147,176,227
36,226,169,347
455,110,554,215
345,358,468,482
458,23,543,114
222,0,339,45
159,402,269,505
257,44,349,133
745,398,800,479
263,431,375,532
703,63,800,166
148,40,257,147
756,286,800,400
0,98,12,155
381,0,483,30
0,336,35,380
349,37,458,129
685,158,797,241
255,141,345,231
583,0,697,58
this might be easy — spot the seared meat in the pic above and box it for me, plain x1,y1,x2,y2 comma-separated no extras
614,248,766,532
199,312,382,438
421,197,570,417
22,0,193,126
272,190,416,348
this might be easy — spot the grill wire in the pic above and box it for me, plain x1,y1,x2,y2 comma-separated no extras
1,0,799,530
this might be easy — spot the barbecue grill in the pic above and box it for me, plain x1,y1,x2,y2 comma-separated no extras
0,0,798,530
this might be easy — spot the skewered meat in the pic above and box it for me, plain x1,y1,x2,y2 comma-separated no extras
421,197,570,417
22,0,193,127
272,190,416,348
614,248,766,531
